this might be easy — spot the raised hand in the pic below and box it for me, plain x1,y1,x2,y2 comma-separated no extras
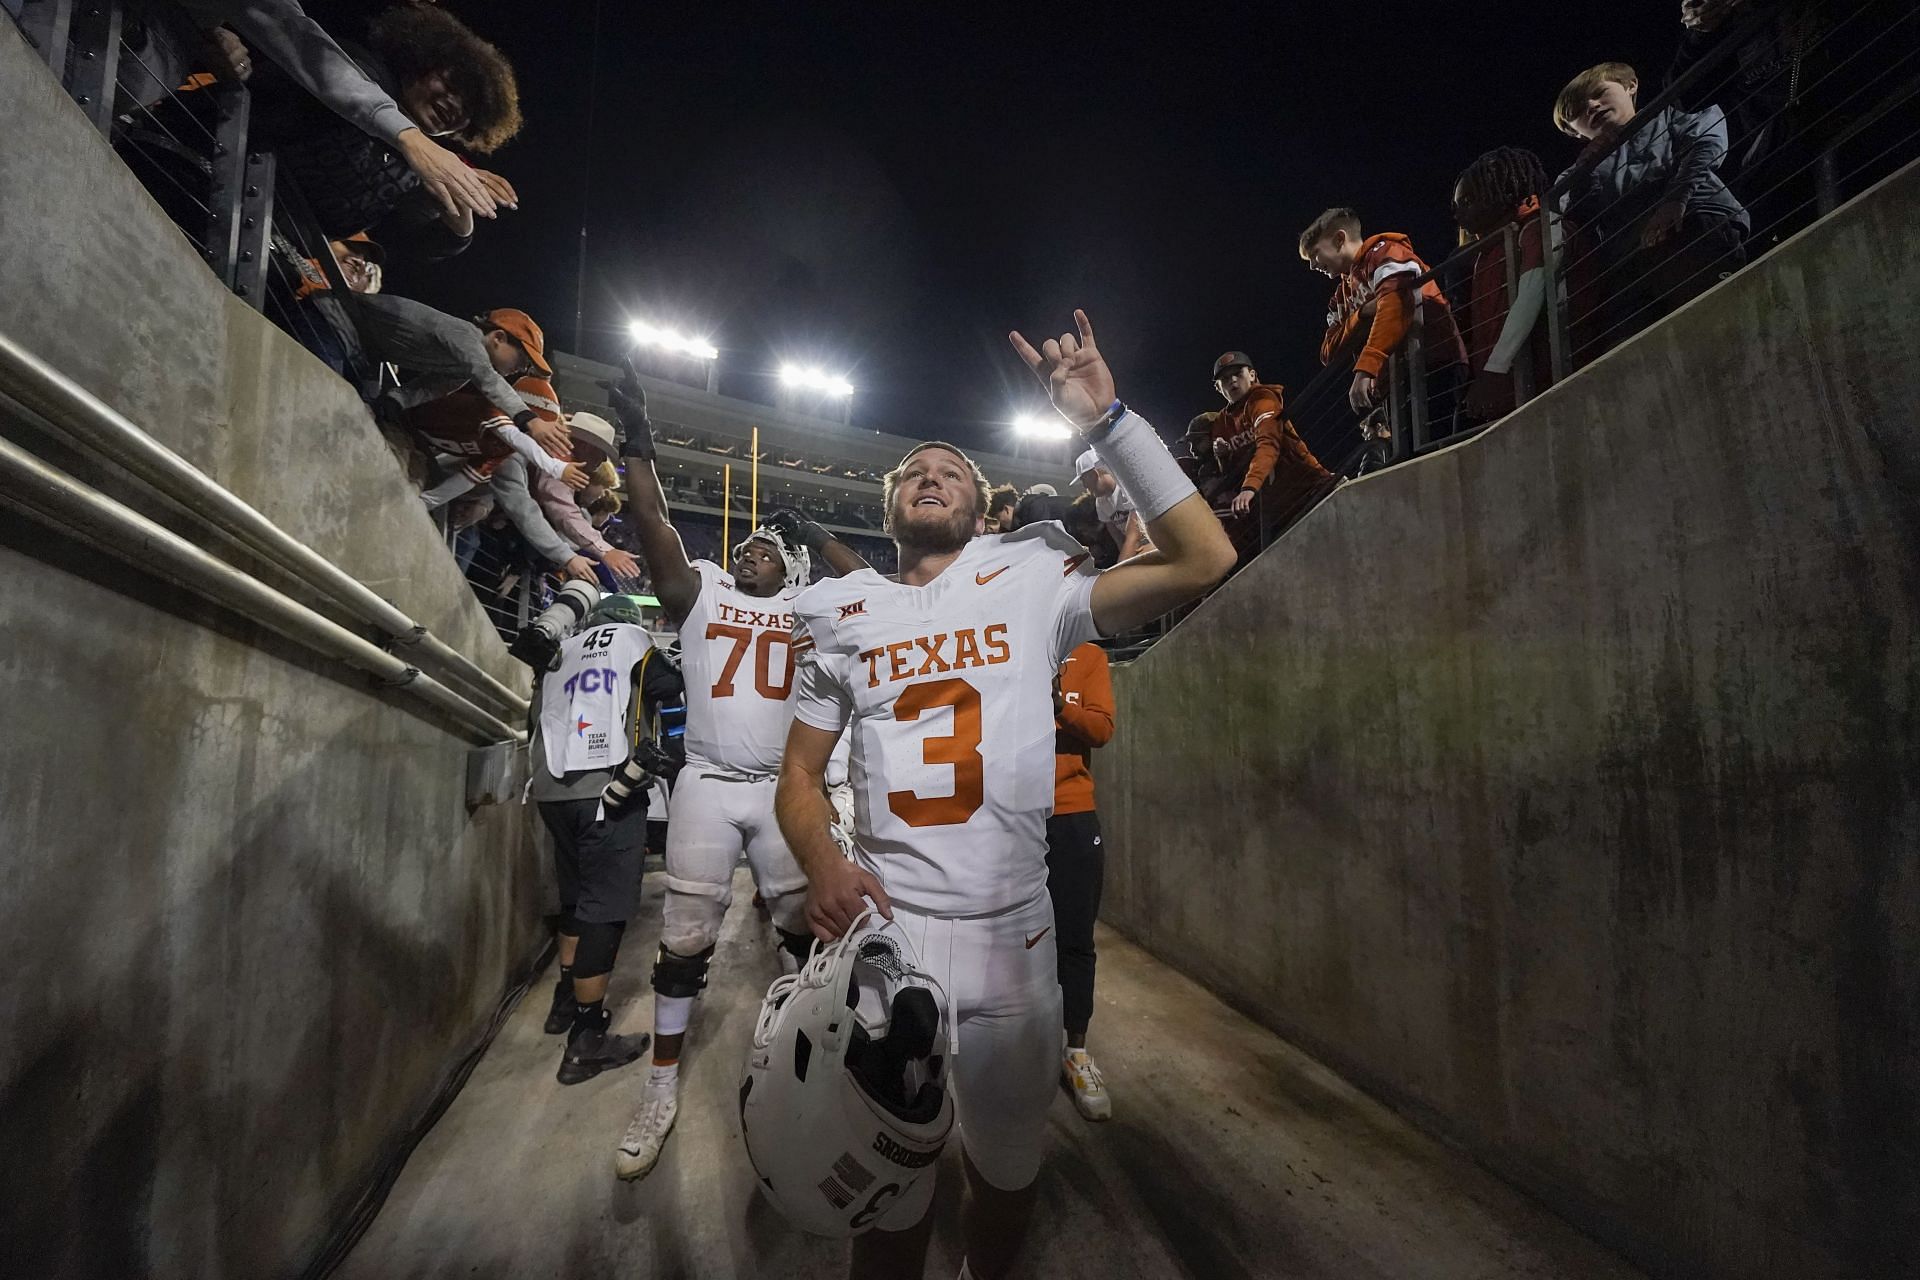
599,360,656,460
1009,309,1117,430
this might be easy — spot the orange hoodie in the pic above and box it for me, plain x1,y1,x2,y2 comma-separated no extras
1053,643,1113,815
1319,232,1467,377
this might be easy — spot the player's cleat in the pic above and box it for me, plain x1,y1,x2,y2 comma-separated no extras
1063,1049,1112,1121
614,1089,679,1180
557,1016,649,1086
542,976,578,1035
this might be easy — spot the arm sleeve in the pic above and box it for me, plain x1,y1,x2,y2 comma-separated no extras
492,422,568,479
1056,648,1114,748
176,0,414,145
1483,268,1547,375
353,295,535,419
1662,106,1732,213
791,620,853,734
1356,285,1411,378
491,457,577,568
1239,390,1285,492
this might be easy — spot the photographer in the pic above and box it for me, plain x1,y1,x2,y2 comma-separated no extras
522,589,685,1086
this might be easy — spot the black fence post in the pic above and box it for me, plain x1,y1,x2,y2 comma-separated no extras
1503,220,1535,406
1540,203,1570,386
205,81,250,290
60,0,120,134
1406,291,1428,453
17,0,74,71
232,149,273,308
1387,350,1409,464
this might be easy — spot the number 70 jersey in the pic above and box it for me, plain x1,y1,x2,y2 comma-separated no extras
790,524,1100,917
679,560,805,775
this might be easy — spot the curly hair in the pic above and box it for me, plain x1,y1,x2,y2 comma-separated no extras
369,6,522,153
1453,147,1548,238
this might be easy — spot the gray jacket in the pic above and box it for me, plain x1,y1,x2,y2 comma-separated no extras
1555,104,1751,238
492,457,577,570
176,0,413,145
356,294,536,422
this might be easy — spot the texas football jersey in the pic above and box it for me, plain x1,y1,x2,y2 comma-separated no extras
791,524,1100,916
679,560,804,775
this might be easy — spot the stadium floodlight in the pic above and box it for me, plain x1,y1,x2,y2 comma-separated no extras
1014,411,1072,441
628,318,718,361
779,364,855,398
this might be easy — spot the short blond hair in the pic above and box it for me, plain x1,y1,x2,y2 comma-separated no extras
1554,62,1637,135
882,442,992,536
1298,207,1362,259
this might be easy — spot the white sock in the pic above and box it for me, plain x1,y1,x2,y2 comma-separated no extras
647,1061,679,1094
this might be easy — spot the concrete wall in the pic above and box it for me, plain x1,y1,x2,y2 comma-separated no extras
0,25,546,1280
1096,159,1920,1280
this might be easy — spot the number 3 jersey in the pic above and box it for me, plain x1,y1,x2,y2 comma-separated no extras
680,560,806,776
791,523,1100,916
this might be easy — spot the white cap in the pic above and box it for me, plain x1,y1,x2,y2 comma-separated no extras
1025,483,1058,497
1075,447,1104,478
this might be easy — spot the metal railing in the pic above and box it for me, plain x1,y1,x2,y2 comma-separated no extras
1111,0,1920,662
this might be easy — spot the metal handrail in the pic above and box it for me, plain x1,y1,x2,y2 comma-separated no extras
0,432,522,744
0,330,528,719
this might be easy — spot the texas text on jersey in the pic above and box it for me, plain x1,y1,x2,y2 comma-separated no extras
790,522,1099,916
678,560,804,775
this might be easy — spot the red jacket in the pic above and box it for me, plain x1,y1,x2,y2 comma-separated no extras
1320,233,1467,377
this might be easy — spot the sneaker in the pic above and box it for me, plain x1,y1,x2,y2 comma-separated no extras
614,1089,679,1180
1063,1050,1112,1121
542,977,578,1035
557,1019,650,1086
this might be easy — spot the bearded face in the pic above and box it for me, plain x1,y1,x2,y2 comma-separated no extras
887,447,982,554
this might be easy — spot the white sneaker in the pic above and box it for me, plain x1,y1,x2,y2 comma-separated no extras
1063,1051,1112,1121
614,1088,679,1180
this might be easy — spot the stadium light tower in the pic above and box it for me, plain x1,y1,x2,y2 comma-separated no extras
628,318,721,392
1013,411,1073,442
778,363,856,424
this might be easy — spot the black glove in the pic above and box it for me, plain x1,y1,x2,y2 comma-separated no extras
598,358,656,460
765,506,830,554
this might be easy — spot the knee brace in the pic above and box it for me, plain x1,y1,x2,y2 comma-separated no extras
651,943,715,999
776,928,815,968
572,920,627,980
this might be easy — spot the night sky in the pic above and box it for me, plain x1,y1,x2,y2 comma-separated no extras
378,1,1681,454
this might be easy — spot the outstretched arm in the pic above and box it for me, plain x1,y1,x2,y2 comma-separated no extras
605,363,701,622
1010,311,1235,636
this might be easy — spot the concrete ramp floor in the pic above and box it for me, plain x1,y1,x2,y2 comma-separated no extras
336,869,1641,1280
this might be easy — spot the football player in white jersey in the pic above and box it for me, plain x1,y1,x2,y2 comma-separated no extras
775,312,1235,1278
603,366,865,1181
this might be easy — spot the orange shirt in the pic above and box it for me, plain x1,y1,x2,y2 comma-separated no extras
1319,232,1467,377
1053,643,1113,815
1209,383,1330,496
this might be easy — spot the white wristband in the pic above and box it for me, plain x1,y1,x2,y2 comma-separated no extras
1090,410,1197,523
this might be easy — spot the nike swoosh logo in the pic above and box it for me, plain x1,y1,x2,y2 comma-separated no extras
975,566,1009,585
1025,928,1050,949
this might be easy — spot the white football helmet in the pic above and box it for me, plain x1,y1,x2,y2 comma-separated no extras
739,911,954,1237
734,525,811,589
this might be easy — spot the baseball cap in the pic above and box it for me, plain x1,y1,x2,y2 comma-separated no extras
1212,351,1253,380
567,411,618,465
483,307,553,375
1074,447,1105,480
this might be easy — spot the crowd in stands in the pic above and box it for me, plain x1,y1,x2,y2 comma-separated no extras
23,0,1910,639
